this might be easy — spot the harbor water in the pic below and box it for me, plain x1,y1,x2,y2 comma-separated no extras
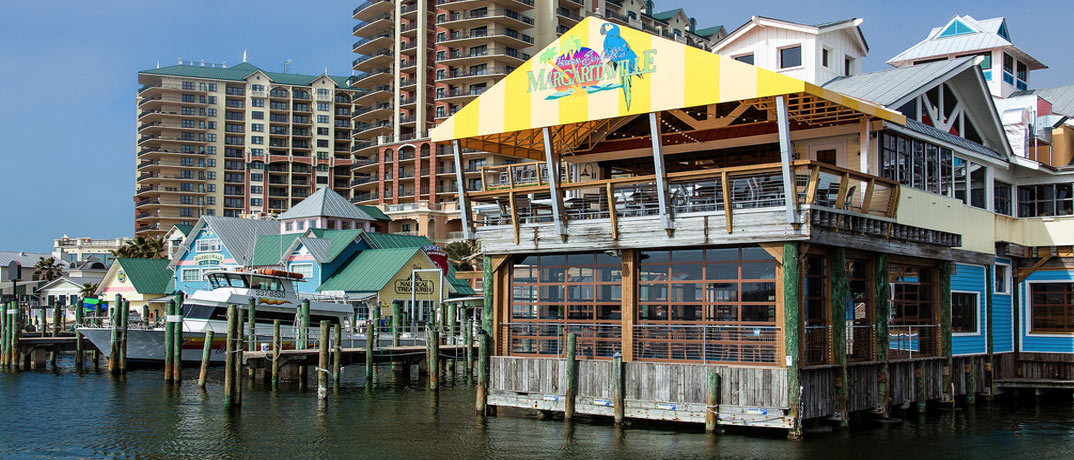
0,358,1072,459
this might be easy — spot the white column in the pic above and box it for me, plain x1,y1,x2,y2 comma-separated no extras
542,128,568,239
649,112,673,233
775,96,798,225
452,141,473,240
859,118,871,175
985,165,995,212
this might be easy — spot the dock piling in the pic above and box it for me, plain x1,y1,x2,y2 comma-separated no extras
298,300,309,389
247,297,256,380
119,299,129,374
427,325,440,390
198,330,214,388
108,294,120,375
565,332,577,420
391,302,401,347
74,297,84,370
476,329,488,414
464,318,473,382
332,323,342,386
164,299,174,382
224,304,237,407
271,319,281,388
613,352,624,425
705,367,720,432
365,320,374,384
39,307,46,338
2,301,8,368
173,293,184,382
318,320,329,401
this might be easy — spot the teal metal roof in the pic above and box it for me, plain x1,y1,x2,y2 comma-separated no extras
250,233,302,266
116,258,174,294
447,265,476,295
307,229,365,263
172,224,194,235
694,26,726,38
140,62,356,89
318,248,420,292
650,8,683,21
363,233,434,249
356,205,391,221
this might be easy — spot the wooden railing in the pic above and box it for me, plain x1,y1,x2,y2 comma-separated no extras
466,161,901,242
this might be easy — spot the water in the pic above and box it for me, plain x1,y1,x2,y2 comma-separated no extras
1,358,1073,459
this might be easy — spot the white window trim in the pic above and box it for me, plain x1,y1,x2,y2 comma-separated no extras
1023,279,1074,338
777,44,804,70
196,238,222,253
290,263,314,281
994,262,1011,295
180,268,202,282
951,290,982,337
822,46,832,68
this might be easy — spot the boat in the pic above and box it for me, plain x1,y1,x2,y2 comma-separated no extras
78,268,422,364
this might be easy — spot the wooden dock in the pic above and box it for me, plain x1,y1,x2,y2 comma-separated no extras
242,344,475,383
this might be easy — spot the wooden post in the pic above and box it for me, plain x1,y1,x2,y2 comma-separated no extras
318,320,329,401
915,360,926,412
875,254,891,417
464,317,473,382
74,297,84,370
298,299,309,389
482,255,493,337
476,330,488,414
446,300,457,344
427,325,440,390
51,301,61,337
2,300,8,368
565,332,577,419
247,297,256,380
783,242,803,439
705,367,720,432
332,323,342,386
40,307,47,338
984,264,994,401
365,319,375,383
940,261,953,406
109,294,120,375
613,352,625,424
12,302,21,370
141,304,149,326
119,299,129,374
966,357,977,404
391,301,401,347
272,319,281,388
721,171,733,233
224,304,237,406
164,299,175,382
829,247,849,428
173,294,184,382
235,314,243,405
199,330,214,388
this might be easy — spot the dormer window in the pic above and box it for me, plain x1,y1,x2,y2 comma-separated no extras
844,57,854,76
779,45,802,69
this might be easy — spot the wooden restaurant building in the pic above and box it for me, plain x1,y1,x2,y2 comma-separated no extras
431,17,1074,435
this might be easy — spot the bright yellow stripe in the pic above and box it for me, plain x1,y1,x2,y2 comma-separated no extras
503,59,532,133
683,46,719,109
452,100,479,139
756,67,804,98
558,23,589,125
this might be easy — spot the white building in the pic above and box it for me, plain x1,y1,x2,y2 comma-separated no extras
712,16,868,85
53,236,131,266
887,15,1046,98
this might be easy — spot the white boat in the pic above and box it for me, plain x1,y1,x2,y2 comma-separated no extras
79,268,424,364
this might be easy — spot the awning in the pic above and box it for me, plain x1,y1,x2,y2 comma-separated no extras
430,17,905,160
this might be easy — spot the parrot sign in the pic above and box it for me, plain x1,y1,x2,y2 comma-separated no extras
526,24,656,109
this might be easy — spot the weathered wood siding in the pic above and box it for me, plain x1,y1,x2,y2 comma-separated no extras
996,352,1074,382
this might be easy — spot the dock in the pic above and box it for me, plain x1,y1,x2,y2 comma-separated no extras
242,344,475,383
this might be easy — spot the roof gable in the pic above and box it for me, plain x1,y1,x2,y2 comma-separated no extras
362,232,434,249
279,187,378,221
938,18,977,38
116,258,173,294
317,248,422,292
250,233,302,266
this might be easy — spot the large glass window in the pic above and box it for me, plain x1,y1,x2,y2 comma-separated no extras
951,292,979,333
1030,283,1074,333
889,265,939,357
635,246,779,364
507,253,622,358
1018,184,1074,217
804,255,829,365
846,259,873,361
994,181,1012,216
779,45,802,69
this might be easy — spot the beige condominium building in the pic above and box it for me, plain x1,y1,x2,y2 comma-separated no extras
135,60,360,238
350,0,725,242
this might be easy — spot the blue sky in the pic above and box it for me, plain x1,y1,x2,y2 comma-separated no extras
0,1,1068,253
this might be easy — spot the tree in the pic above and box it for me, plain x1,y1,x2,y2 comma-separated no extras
444,240,481,271
33,257,65,282
80,283,99,299
111,236,166,259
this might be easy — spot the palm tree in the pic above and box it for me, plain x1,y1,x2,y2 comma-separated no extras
79,283,99,299
33,257,65,282
444,241,481,271
111,236,166,259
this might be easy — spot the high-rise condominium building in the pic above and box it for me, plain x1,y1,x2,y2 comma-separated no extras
350,0,725,242
134,60,360,237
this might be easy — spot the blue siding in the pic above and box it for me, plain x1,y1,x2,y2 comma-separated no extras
951,263,987,356
288,256,321,294
174,228,240,294
1020,269,1074,354
991,258,1014,353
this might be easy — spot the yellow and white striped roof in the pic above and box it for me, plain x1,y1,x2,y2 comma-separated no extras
431,17,904,154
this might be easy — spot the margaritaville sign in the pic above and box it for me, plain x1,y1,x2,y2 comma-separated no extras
526,23,656,109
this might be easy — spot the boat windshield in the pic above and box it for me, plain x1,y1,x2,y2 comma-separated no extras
250,276,286,292
207,273,250,289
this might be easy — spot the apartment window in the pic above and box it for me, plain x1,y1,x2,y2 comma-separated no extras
994,181,1012,216
1003,53,1015,85
208,83,217,92
317,164,329,172
436,106,446,118
206,197,215,205
207,146,216,155
225,135,243,145
285,222,293,231
316,127,329,136
1030,283,1074,333
952,292,979,334
317,115,330,123
250,173,263,182
308,219,316,229
290,264,314,280
251,136,264,145
822,48,830,68
252,111,264,120
994,263,1011,295
207,96,216,105
251,123,264,132
845,57,854,76
250,186,263,194
207,171,216,180
250,198,263,207
196,238,222,253
207,184,216,192
317,103,330,111
436,69,446,80
181,94,195,103
251,84,265,92
179,208,194,217
208,109,217,117
779,46,802,69
181,107,196,115
252,98,265,108
733,53,754,65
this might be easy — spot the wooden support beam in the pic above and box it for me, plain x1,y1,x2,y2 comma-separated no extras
721,171,733,233
862,178,875,214
606,182,619,240
542,127,568,242
887,184,901,218
1017,252,1053,284
782,242,803,440
805,165,821,205
829,247,849,427
453,141,474,240
649,112,674,236
509,191,519,245
874,253,891,417
620,250,637,361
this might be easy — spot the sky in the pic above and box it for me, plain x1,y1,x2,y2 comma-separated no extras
0,0,1069,253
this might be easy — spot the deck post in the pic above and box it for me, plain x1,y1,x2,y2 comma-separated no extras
318,321,329,401
541,127,568,241
613,352,625,424
426,325,440,390
482,255,493,337
51,300,61,338
874,254,891,417
476,329,488,414
164,299,174,382
565,332,577,419
365,319,375,384
391,301,401,347
12,302,21,370
298,299,310,389
452,140,474,240
783,242,803,439
247,297,257,380
830,247,849,428
272,319,281,388
966,357,976,404
173,292,185,382
775,95,799,226
332,323,342,386
224,304,237,407
74,297,84,370
648,112,674,235
235,314,243,405
199,330,213,388
940,261,953,406
40,307,47,338
119,299,129,374
705,367,720,432
915,360,926,412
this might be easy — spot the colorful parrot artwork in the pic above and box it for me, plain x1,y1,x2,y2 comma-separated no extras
599,23,641,109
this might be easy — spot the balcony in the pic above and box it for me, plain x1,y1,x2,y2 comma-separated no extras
353,0,393,21
436,0,534,7
353,13,393,37
436,28,534,47
353,85,393,105
439,87,487,102
437,8,535,27
354,66,393,87
437,48,529,65
353,32,394,55
436,67,513,82
352,49,393,71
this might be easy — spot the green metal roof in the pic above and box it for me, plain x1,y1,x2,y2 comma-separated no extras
307,229,364,263
140,62,356,89
650,8,683,21
447,265,476,295
172,224,194,236
250,233,302,266
116,258,174,294
318,248,421,292
694,26,726,38
363,233,434,249
356,205,391,221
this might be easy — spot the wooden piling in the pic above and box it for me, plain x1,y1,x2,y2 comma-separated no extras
365,319,375,383
391,301,401,347
298,299,310,389
427,325,440,390
939,261,954,407
271,319,281,388
173,293,184,382
565,332,577,420
11,303,20,370
782,242,803,439
915,360,926,412
705,367,720,432
464,318,473,382
141,304,148,326
966,357,977,404
829,247,848,428
2,301,8,368
613,353,624,425
39,307,47,338
247,297,256,380
74,297,84,370
874,254,891,417
235,314,243,405
318,320,329,401
109,294,120,375
224,304,237,406
332,323,342,386
198,330,214,388
476,330,488,414
164,299,175,382
119,299,129,374
51,302,61,337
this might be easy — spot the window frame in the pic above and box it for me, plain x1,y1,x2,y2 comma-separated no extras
181,268,202,282
289,263,314,281
1027,281,1074,334
195,238,222,253
778,44,803,70
951,290,981,335
994,262,1011,295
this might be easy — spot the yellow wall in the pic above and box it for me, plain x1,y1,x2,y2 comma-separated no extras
372,251,446,318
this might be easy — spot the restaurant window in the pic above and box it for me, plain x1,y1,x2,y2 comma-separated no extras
635,246,779,364
951,291,979,333
506,253,622,358
803,255,829,365
889,265,940,357
779,45,802,69
1018,184,1074,217
846,259,873,361
1029,283,1074,333
994,181,1012,216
